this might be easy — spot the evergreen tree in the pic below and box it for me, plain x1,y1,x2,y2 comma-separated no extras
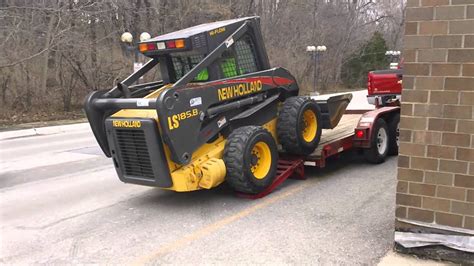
341,32,389,88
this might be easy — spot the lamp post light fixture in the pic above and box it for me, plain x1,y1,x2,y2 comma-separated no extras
306,45,327,95
139,32,151,42
120,32,133,44
121,31,151,81
385,50,401,69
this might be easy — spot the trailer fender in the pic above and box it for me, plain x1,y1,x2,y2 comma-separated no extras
353,106,400,149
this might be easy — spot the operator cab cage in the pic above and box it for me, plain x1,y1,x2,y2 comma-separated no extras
84,16,300,166
138,16,271,84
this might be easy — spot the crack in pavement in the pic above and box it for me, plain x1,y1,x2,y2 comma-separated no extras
12,192,144,231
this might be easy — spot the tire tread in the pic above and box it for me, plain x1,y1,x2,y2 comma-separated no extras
277,96,321,155
224,126,275,194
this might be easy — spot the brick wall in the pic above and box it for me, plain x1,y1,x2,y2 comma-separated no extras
397,0,474,231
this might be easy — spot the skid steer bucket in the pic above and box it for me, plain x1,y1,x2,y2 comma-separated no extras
313,93,353,129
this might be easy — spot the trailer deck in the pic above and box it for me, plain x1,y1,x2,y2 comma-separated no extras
237,113,362,199
236,90,400,199
305,114,361,167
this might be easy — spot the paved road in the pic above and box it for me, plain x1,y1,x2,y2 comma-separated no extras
0,125,397,264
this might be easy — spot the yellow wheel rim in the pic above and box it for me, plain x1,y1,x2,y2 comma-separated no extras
302,109,317,142
250,141,272,180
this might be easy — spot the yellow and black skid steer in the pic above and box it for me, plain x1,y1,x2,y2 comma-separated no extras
84,17,351,194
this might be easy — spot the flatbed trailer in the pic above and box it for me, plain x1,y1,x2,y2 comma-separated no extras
304,113,361,168
237,105,400,199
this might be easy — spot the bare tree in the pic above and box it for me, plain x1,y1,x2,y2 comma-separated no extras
0,0,405,124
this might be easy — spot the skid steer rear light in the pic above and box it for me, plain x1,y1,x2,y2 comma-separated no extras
138,43,148,52
165,39,185,49
175,39,185,48
147,43,157,50
157,42,166,49
138,43,156,53
166,40,176,48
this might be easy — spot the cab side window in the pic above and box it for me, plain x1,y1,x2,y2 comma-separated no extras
219,35,259,78
234,35,259,74
220,51,238,78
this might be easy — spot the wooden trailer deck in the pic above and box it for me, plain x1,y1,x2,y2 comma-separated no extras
306,114,362,162
242,112,369,198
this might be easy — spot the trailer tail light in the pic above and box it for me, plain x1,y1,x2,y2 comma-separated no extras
355,129,367,139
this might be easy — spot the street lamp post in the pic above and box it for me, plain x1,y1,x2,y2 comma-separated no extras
306,45,327,95
385,50,401,69
120,31,151,82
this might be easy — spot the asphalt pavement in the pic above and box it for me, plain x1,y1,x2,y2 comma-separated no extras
0,121,397,264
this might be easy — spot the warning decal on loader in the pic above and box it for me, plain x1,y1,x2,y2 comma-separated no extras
225,37,234,48
190,97,202,107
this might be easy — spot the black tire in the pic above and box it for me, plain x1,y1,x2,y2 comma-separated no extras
277,96,322,155
223,126,278,194
388,113,400,156
364,118,389,164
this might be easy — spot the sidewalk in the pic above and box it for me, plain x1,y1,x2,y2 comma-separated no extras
0,122,90,140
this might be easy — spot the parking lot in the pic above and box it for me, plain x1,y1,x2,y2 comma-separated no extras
1,127,396,264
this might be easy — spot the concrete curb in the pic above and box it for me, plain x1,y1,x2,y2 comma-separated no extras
0,123,90,141
378,250,452,265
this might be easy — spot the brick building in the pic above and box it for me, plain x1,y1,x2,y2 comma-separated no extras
396,0,474,262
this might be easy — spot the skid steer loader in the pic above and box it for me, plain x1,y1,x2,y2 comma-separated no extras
84,17,351,194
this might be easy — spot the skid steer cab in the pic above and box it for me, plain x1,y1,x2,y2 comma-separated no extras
84,17,351,194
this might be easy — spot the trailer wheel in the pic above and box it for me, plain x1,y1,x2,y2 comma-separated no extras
364,118,389,164
388,113,400,156
224,126,278,194
277,96,322,155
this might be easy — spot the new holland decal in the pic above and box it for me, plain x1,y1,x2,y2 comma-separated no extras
112,120,142,128
217,80,263,101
